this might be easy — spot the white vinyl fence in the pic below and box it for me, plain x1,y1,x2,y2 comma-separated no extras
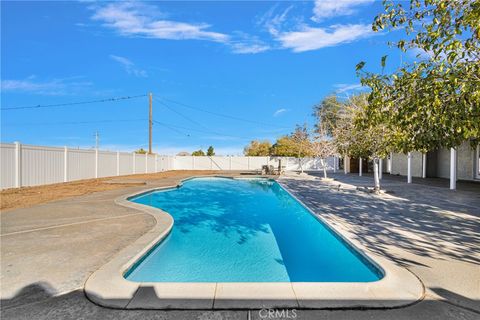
0,142,336,189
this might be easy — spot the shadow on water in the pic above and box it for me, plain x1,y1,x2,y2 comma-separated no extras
136,179,278,244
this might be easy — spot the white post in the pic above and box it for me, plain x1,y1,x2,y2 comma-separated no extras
450,148,457,190
422,153,427,178
379,158,383,180
14,141,22,188
116,151,120,176
64,146,68,182
155,154,158,172
192,156,195,170
145,153,148,174
95,148,99,179
247,156,250,170
359,157,363,177
388,152,393,173
133,152,136,174
407,152,412,183
229,156,232,170
344,155,348,174
333,156,337,173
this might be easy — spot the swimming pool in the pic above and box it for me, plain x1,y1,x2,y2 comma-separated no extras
125,177,383,282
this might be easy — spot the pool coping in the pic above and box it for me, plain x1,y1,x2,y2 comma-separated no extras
84,175,424,310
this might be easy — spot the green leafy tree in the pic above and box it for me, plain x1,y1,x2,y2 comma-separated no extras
207,146,215,156
312,95,344,136
243,140,272,156
358,0,480,154
272,124,314,173
191,149,205,156
135,148,147,154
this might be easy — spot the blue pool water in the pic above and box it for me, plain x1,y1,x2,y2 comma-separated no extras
126,177,383,282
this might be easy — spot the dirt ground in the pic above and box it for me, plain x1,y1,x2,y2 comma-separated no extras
0,170,219,212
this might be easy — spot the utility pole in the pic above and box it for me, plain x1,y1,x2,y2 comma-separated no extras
149,92,153,154
94,131,99,149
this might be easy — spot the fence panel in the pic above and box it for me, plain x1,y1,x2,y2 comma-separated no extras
174,156,193,170
98,151,117,178
0,143,16,189
230,157,249,170
193,157,211,170
147,155,156,173
68,149,95,181
210,156,229,170
134,153,146,174
1,141,337,189
157,156,172,171
119,153,133,175
22,144,64,187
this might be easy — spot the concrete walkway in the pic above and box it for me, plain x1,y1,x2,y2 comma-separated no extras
1,172,479,319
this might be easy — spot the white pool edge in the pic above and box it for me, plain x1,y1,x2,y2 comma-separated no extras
84,175,425,310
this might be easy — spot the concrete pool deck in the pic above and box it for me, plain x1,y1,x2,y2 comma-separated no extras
1,171,479,319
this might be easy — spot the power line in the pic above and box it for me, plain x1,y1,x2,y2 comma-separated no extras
153,120,191,137
157,96,290,129
154,97,207,129
1,94,147,111
2,119,147,126
153,120,251,140
155,97,238,139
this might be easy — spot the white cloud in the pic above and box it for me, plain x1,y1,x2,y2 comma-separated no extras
109,55,147,77
276,24,374,52
312,0,374,22
1,77,92,95
273,108,287,117
333,83,365,93
258,4,294,37
91,2,229,42
229,33,270,54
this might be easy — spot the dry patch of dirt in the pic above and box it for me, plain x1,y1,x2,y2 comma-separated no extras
0,170,218,211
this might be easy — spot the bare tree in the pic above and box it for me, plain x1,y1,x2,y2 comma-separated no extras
311,124,337,179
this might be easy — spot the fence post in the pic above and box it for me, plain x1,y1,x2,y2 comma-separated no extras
192,156,195,170
116,151,120,176
133,152,136,174
155,154,158,172
95,148,99,178
145,153,148,173
229,156,232,170
14,141,22,188
247,156,250,170
64,146,68,182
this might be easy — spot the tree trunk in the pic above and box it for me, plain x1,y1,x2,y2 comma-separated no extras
321,158,327,178
373,157,381,191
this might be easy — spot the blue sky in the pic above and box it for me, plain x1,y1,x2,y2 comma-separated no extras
1,0,412,155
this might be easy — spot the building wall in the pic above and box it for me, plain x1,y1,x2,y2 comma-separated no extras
391,141,478,181
391,151,423,177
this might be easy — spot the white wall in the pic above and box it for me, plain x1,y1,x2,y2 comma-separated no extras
0,142,335,189
391,151,423,177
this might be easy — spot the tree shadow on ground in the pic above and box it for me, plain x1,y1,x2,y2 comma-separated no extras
281,177,480,265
